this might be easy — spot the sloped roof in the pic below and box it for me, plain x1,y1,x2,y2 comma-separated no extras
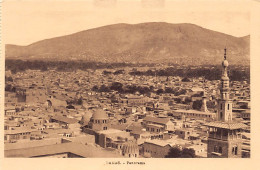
5,142,122,158
5,127,33,135
91,109,108,120
122,142,139,154
143,116,170,125
204,121,247,130
51,115,78,124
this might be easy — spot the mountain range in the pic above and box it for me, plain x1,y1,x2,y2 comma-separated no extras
5,22,250,65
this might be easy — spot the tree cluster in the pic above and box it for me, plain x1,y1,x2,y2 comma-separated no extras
5,59,136,73
165,147,196,158
103,69,125,75
66,97,83,105
129,66,249,81
92,82,189,96
92,82,152,95
6,60,249,82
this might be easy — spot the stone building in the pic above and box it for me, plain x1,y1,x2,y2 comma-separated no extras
88,109,110,131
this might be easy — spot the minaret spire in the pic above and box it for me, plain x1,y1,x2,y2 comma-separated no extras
218,48,233,122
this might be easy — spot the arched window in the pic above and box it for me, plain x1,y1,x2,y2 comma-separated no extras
228,104,230,110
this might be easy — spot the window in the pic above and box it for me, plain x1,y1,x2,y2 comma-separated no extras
228,104,230,110
218,146,222,153
214,145,218,152
232,146,238,155
220,103,223,110
220,112,223,119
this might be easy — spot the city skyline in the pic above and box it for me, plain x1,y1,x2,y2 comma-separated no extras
2,1,256,170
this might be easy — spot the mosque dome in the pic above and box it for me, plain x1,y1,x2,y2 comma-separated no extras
81,110,93,125
122,142,139,156
222,60,229,67
91,109,109,120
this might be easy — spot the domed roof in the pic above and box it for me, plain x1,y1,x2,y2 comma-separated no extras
81,110,93,124
122,142,139,154
222,60,229,67
91,109,108,120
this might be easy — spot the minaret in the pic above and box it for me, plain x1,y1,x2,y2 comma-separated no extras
217,48,233,122
205,48,248,158
201,91,209,112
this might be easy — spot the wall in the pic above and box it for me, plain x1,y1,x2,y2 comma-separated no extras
143,143,171,158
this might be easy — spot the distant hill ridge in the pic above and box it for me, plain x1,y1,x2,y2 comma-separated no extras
5,22,250,65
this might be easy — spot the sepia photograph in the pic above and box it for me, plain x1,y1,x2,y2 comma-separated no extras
1,0,260,169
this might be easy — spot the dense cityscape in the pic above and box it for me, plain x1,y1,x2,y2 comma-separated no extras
4,49,250,158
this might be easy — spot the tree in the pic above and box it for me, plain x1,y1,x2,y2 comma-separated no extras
6,76,13,82
114,69,124,75
77,97,83,105
175,98,181,103
92,85,99,91
40,65,48,72
156,89,164,95
192,100,202,110
165,87,175,94
182,77,191,82
165,147,196,158
110,94,118,103
110,82,123,92
103,70,112,75
99,85,110,92
66,104,75,109
5,84,12,91
181,148,196,158
206,101,215,109
165,147,182,158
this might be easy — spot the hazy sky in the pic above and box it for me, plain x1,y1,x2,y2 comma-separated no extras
3,0,251,45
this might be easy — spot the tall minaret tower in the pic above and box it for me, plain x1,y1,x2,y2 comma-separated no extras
217,48,233,121
205,48,248,158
